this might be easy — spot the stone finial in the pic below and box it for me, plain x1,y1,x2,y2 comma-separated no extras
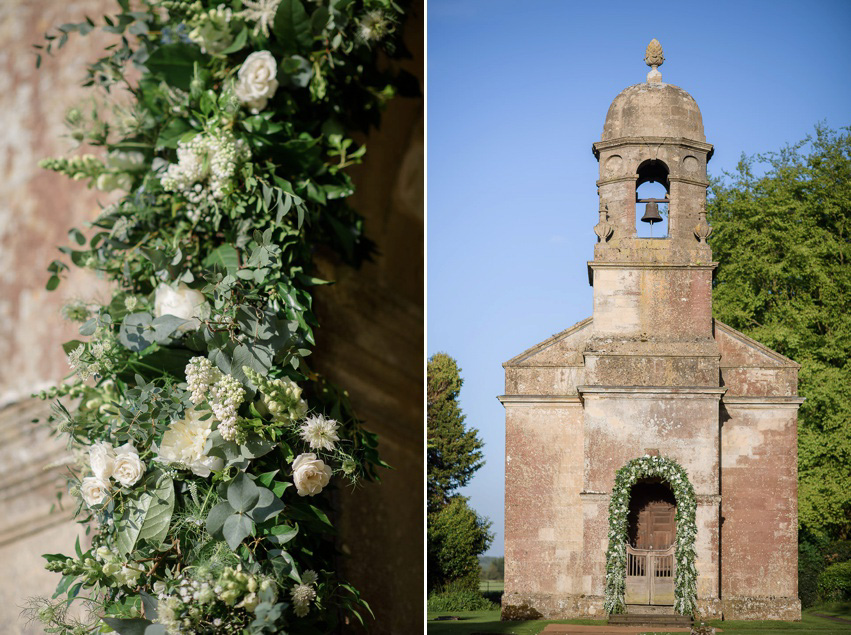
694,210,712,243
645,39,664,84
594,204,614,243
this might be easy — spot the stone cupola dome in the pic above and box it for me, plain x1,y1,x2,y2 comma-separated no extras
601,39,705,142
601,82,705,142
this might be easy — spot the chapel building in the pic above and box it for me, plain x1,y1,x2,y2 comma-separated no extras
500,41,802,621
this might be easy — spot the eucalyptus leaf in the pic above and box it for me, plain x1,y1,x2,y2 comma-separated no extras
250,489,285,523
223,512,254,550
241,436,275,460
140,591,159,621
227,472,260,512
119,312,155,352
206,501,235,538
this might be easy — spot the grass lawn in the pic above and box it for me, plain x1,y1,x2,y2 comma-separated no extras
426,605,851,635
479,580,505,593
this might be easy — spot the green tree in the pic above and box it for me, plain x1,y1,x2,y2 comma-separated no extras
707,125,851,541
427,352,492,592
427,352,485,514
428,497,493,591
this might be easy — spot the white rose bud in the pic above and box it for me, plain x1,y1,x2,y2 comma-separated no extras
89,441,115,480
235,51,279,114
112,443,145,487
292,453,332,497
154,282,210,333
80,476,111,507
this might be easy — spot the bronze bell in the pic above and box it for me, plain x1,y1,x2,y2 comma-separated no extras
641,201,662,225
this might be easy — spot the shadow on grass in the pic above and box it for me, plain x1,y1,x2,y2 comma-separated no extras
427,610,607,635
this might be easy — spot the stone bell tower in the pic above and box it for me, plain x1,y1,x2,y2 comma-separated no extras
501,40,801,622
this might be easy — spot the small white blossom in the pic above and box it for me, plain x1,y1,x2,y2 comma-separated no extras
209,374,245,441
187,4,234,54
301,570,318,585
290,582,316,617
185,357,223,403
299,414,340,451
160,130,249,215
239,0,281,37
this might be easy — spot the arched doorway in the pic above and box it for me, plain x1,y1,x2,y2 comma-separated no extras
625,479,676,606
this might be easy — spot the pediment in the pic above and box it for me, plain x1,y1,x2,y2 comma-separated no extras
714,320,800,369
504,317,592,367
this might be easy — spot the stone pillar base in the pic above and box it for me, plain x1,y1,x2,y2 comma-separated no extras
721,596,802,621
696,597,722,620
501,592,605,620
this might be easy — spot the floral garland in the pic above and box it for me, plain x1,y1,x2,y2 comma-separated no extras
27,0,410,633
603,455,698,617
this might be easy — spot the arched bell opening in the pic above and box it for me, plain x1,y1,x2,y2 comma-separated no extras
635,160,669,238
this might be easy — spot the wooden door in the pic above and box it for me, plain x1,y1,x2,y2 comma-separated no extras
635,501,675,550
625,493,676,605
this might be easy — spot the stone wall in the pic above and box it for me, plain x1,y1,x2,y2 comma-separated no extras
0,1,423,632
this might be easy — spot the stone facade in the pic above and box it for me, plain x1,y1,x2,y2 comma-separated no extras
0,2,422,633
501,48,801,621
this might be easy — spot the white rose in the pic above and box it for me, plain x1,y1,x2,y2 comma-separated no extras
89,441,115,480
154,282,210,332
80,476,111,507
235,51,279,114
156,408,224,477
112,443,146,487
292,453,332,497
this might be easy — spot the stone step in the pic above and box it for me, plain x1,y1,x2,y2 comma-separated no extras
609,613,693,628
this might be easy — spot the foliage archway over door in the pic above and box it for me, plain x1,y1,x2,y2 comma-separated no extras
604,455,698,616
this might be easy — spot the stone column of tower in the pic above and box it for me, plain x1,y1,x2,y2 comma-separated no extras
578,39,724,617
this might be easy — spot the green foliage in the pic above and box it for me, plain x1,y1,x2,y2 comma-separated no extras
427,352,485,513
707,125,851,541
28,0,412,632
427,353,492,594
427,580,497,612
428,497,493,593
818,561,851,602
604,456,697,617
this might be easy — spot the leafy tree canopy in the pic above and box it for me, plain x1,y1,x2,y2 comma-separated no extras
708,125,851,541
428,496,493,592
427,352,485,514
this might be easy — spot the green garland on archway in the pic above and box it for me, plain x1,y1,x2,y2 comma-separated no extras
603,455,698,617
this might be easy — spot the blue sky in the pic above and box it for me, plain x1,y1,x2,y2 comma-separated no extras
427,0,851,556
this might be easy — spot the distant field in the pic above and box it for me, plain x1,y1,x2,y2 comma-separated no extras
478,579,504,593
